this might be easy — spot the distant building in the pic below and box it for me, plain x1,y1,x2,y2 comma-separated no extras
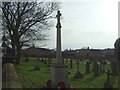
75,49,102,60
22,46,115,61
22,46,53,58
101,49,115,60
62,49,76,59
73,48,114,61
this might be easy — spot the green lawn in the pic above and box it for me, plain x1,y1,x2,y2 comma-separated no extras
15,60,118,88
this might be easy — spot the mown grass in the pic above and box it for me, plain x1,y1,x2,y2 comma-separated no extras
15,62,50,88
15,59,118,88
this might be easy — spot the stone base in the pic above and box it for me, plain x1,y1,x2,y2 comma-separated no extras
50,63,69,88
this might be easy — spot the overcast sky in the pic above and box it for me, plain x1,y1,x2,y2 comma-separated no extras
44,0,119,50
0,0,119,50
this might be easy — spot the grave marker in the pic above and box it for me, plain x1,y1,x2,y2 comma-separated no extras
66,59,68,63
93,61,99,76
74,59,83,78
86,61,90,74
104,70,113,88
100,61,105,73
70,59,73,69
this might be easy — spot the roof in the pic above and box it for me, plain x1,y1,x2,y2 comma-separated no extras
24,47,51,52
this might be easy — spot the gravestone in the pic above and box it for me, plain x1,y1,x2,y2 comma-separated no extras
29,66,40,71
111,61,118,76
114,38,120,76
104,70,113,88
34,66,40,70
100,61,105,73
68,72,71,75
74,59,83,78
93,61,99,76
50,10,69,88
92,61,96,72
41,58,44,62
70,59,73,69
86,61,90,74
66,59,68,63
48,58,51,67
63,59,65,64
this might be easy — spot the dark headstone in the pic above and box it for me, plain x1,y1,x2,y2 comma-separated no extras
41,58,44,62
63,59,65,64
114,38,120,87
92,61,96,72
111,61,118,76
34,66,40,70
70,59,73,69
66,59,68,63
114,38,120,60
29,66,40,71
93,61,99,76
100,61,105,73
86,61,90,74
104,61,107,64
68,72,71,75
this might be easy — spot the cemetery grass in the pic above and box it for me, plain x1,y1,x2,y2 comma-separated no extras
15,60,118,88
15,62,50,88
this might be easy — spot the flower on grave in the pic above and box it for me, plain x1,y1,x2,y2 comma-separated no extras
45,80,52,88
57,81,67,88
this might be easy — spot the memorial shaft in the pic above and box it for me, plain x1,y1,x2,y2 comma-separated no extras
56,10,62,64
50,10,69,88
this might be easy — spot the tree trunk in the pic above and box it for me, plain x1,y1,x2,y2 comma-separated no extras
11,41,16,61
15,43,21,64
15,34,21,64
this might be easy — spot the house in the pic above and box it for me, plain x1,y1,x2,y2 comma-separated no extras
22,46,53,58
75,48,115,61
75,49,102,60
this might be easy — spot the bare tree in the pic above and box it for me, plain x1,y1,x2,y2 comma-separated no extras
1,2,60,64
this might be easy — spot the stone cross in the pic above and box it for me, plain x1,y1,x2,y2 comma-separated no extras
104,70,113,88
50,10,68,88
56,10,62,64
106,70,112,82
